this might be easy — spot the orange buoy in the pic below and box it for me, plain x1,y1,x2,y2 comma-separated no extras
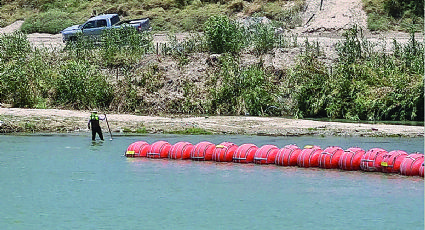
297,145,322,168
253,145,279,164
400,153,424,176
319,146,344,169
169,141,194,160
380,150,408,173
147,141,172,158
191,141,216,161
419,162,424,177
338,147,365,171
233,144,258,163
125,141,150,157
275,145,302,166
360,148,388,172
212,142,238,162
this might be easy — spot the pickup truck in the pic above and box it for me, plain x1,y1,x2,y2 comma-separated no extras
61,14,150,42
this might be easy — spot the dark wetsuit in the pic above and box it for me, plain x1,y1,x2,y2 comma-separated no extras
88,113,104,141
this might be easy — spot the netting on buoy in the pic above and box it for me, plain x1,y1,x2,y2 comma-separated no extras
147,141,172,158
319,146,344,169
169,141,193,160
381,150,408,174
191,141,216,161
360,148,388,172
338,147,365,171
297,145,322,168
212,142,238,162
253,145,279,164
400,153,424,176
233,144,258,163
275,145,302,166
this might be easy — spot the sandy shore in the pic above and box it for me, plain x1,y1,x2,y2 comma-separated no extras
0,108,423,137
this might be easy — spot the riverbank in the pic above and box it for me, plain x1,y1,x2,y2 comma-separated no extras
0,108,423,137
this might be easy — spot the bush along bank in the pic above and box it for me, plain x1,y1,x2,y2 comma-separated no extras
0,17,423,123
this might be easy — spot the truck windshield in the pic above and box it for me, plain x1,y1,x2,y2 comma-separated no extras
111,15,120,25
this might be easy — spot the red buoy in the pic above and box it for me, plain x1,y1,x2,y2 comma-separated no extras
338,147,365,171
212,142,238,162
125,141,150,157
360,148,388,172
400,153,424,176
275,145,302,166
253,145,279,164
169,141,194,160
147,141,172,158
380,150,408,173
319,146,344,169
233,144,258,163
297,145,322,168
191,141,216,161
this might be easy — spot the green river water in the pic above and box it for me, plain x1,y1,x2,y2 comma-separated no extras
0,134,423,229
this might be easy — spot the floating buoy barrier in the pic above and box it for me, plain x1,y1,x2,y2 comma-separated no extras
147,141,172,158
169,141,193,160
400,153,424,176
126,141,150,157
212,142,238,162
253,145,279,164
381,150,408,174
125,141,424,177
275,145,302,166
232,144,258,163
191,141,216,161
338,147,365,171
319,146,344,169
297,145,322,168
360,148,388,172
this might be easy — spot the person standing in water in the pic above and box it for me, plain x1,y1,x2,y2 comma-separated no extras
88,111,105,141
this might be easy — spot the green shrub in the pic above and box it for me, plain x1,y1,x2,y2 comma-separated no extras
0,61,38,107
101,27,153,67
251,23,276,54
21,9,76,34
55,60,113,109
207,55,278,116
0,31,31,63
363,0,423,31
290,26,424,121
204,15,245,54
290,52,330,118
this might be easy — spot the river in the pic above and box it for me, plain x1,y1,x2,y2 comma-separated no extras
0,134,423,229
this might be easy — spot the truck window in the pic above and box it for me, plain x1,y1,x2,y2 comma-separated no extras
110,15,120,25
96,19,107,28
83,21,96,29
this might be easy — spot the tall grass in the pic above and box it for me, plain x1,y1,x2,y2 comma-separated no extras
204,15,245,54
207,54,279,116
0,31,114,110
20,9,76,34
291,26,424,121
55,60,114,109
362,0,423,31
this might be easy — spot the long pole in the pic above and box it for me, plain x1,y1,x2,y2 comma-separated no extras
104,113,113,141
